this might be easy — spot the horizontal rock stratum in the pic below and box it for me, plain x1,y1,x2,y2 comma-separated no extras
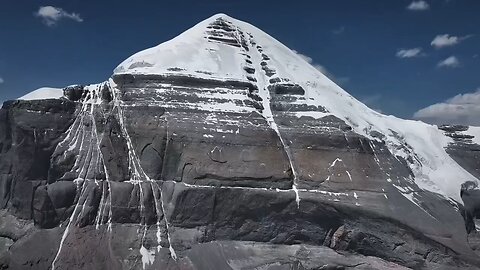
1,13,480,270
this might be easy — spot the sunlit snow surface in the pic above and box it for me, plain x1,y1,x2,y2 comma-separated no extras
19,87,64,100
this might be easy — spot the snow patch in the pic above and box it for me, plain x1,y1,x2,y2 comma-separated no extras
19,87,64,100
465,126,480,145
140,246,155,269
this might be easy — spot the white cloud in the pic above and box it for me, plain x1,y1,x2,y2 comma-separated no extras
293,50,350,85
437,56,460,68
413,89,480,125
396,48,424,58
0,77,4,84
431,34,472,49
332,26,345,35
35,6,83,26
293,50,313,64
407,1,430,11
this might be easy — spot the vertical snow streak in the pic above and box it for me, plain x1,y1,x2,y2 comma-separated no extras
51,101,86,269
51,179,89,270
155,182,178,260
111,82,150,263
51,84,109,270
94,179,107,229
150,182,163,252
110,80,177,263
249,40,300,208
111,81,150,258
92,98,113,231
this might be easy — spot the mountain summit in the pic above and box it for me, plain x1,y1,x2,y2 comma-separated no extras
115,13,477,202
1,13,480,270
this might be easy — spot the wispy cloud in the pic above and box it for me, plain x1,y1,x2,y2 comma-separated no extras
360,94,384,113
293,50,350,85
407,1,430,11
35,6,83,26
0,77,4,84
431,34,472,49
332,26,345,35
414,88,480,125
396,48,424,58
437,56,460,68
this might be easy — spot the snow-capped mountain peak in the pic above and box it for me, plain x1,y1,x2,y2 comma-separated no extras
114,13,478,203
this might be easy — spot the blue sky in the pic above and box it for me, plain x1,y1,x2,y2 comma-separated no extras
0,0,479,124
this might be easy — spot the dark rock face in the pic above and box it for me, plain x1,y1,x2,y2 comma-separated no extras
440,125,480,235
440,125,480,180
0,99,76,218
0,81,478,270
1,16,480,270
460,182,480,233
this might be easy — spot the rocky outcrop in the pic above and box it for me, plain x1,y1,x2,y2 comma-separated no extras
440,125,480,180
1,14,480,270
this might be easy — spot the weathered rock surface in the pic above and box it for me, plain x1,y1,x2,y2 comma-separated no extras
1,14,480,270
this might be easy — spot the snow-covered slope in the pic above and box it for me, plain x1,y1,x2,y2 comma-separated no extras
115,13,478,203
19,87,64,100
466,126,480,145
